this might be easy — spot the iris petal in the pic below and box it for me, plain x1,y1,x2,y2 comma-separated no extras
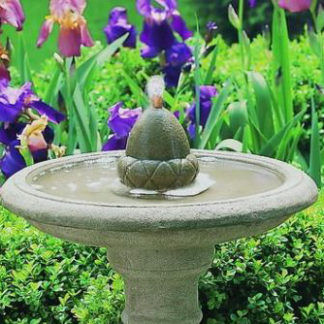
187,85,218,128
102,135,128,151
0,0,25,30
30,100,65,124
136,0,152,17
80,21,94,47
58,27,82,57
278,0,311,12
108,102,142,138
0,142,26,179
0,101,23,122
0,123,26,146
104,8,137,49
37,19,54,47
165,42,192,66
163,65,182,88
32,149,48,163
140,20,175,53
38,0,93,57
164,42,192,87
171,13,192,40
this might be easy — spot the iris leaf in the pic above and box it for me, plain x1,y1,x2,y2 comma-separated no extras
199,79,232,149
204,44,218,85
76,34,129,90
272,8,293,123
16,32,33,84
248,72,274,139
216,139,243,152
260,110,305,157
309,98,322,188
72,84,93,153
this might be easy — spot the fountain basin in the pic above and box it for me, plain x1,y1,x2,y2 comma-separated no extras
0,150,318,324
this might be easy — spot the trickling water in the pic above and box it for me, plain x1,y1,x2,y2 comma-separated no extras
29,156,283,205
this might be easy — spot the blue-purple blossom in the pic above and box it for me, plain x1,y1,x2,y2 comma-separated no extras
104,7,137,48
0,82,65,179
205,21,218,44
163,42,192,87
0,122,25,146
0,120,55,178
102,135,128,151
187,85,218,139
137,0,192,87
249,0,257,8
137,0,192,57
0,82,65,124
102,102,142,151
0,141,26,178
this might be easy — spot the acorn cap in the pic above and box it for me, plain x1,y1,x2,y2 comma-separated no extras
126,107,190,161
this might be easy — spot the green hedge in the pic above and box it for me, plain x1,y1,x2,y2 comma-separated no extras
0,192,323,323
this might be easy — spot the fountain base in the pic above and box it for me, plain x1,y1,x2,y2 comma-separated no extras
108,245,213,324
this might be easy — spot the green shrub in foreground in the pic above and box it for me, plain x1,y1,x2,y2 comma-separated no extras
0,192,323,323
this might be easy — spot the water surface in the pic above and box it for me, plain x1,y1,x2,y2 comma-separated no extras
30,156,283,205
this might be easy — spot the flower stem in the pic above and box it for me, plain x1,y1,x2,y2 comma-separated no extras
63,58,76,155
238,0,245,70
310,7,324,85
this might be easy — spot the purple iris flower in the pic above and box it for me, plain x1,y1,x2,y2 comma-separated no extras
37,0,94,57
0,121,55,178
102,135,128,151
137,0,193,87
187,85,218,139
206,22,217,32
102,102,142,151
278,0,311,12
0,141,26,178
0,82,65,124
0,0,25,30
0,122,25,146
164,42,192,87
137,0,192,58
205,21,218,44
104,7,136,48
0,83,65,179
249,0,257,8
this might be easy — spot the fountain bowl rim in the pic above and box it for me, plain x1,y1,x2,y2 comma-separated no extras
0,150,318,232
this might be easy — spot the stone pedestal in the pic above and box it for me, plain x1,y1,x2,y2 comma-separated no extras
108,245,214,324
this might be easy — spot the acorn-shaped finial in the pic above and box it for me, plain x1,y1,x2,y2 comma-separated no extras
118,76,199,191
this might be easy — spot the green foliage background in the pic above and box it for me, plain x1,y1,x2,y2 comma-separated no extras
1,0,310,69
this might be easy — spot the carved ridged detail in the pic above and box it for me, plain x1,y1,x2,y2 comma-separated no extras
118,154,199,191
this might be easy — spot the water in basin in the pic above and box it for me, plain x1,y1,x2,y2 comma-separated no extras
29,155,284,205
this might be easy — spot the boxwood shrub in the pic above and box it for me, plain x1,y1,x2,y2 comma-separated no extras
0,191,323,323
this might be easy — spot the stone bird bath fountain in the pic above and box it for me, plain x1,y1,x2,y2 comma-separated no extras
1,76,318,324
